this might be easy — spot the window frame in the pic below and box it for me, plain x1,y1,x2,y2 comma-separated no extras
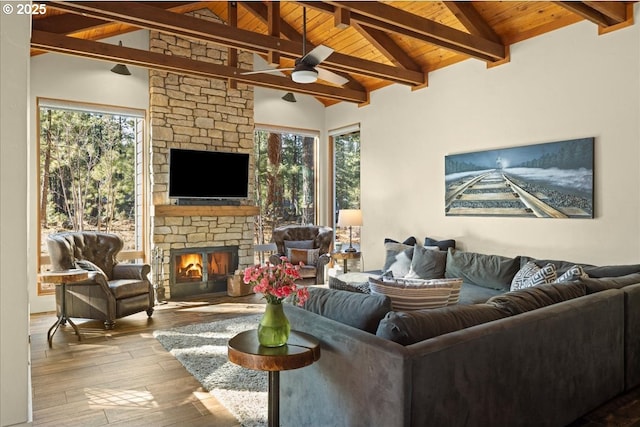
36,97,150,295
328,123,361,248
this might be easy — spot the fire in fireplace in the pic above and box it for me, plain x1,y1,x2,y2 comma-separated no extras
170,246,238,298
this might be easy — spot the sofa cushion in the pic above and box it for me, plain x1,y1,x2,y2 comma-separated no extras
424,237,456,251
582,264,640,278
383,241,414,278
108,279,151,300
458,283,503,305
286,247,320,266
302,287,391,333
445,248,520,291
369,276,460,310
405,245,446,280
486,282,586,315
376,304,509,345
579,272,640,294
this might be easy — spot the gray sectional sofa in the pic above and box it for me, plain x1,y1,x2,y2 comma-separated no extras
279,251,640,427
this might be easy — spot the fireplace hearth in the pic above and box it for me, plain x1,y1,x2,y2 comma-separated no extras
169,246,238,298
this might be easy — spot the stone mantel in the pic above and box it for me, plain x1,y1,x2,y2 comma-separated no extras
154,205,259,217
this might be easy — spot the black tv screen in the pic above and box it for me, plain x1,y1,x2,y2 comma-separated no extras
169,149,250,199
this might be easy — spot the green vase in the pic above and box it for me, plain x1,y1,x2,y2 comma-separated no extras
258,301,291,347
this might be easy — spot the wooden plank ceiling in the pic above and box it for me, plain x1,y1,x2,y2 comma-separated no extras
31,1,635,105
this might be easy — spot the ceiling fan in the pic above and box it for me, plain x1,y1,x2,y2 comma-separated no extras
242,7,349,86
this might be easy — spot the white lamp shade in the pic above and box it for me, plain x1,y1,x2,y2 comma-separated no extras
337,209,362,227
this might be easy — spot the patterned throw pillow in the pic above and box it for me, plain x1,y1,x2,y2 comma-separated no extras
286,248,320,266
522,263,557,288
368,276,462,310
511,261,557,290
554,265,588,283
511,261,540,291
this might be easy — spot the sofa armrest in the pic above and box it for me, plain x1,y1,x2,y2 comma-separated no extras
112,263,151,281
281,305,410,427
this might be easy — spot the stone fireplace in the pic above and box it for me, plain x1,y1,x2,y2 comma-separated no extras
148,8,255,300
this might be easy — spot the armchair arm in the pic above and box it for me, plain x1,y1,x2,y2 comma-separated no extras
269,254,285,265
112,263,151,281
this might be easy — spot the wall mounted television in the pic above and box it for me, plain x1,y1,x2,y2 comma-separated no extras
169,148,250,199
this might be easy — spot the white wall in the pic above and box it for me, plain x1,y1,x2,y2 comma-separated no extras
29,31,150,314
327,15,640,270
1,8,31,427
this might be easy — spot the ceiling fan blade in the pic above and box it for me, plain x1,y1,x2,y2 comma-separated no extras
241,67,294,75
317,67,349,86
300,45,334,67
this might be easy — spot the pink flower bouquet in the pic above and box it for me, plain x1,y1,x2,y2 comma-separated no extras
243,257,309,305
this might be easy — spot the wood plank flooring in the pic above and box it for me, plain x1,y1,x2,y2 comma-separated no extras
30,292,640,426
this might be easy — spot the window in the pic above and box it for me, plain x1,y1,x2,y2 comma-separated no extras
37,98,148,294
253,126,318,246
330,125,361,250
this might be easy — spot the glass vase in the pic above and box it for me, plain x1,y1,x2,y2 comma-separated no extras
258,301,291,347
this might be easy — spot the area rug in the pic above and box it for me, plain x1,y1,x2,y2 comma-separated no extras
153,314,267,427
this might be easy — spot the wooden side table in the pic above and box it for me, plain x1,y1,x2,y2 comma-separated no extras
228,329,320,427
331,250,361,273
38,269,89,347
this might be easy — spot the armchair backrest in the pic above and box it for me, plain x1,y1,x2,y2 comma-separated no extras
271,225,333,255
46,232,123,278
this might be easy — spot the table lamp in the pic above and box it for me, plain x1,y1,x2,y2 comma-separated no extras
337,209,362,252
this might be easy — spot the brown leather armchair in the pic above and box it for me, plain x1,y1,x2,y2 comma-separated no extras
269,225,333,285
46,231,154,329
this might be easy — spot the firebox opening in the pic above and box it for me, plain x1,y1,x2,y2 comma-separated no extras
169,246,239,299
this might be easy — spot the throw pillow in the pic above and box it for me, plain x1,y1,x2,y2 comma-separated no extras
385,236,417,246
554,265,588,283
405,245,447,280
521,263,557,288
75,259,108,281
511,261,541,291
368,276,456,311
424,237,456,251
383,241,414,278
286,248,320,266
444,248,521,291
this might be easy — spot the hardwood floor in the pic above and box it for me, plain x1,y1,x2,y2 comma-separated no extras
30,293,640,426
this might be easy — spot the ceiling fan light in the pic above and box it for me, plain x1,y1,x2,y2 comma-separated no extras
292,69,318,84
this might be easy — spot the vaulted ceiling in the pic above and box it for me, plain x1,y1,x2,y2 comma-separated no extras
31,1,635,105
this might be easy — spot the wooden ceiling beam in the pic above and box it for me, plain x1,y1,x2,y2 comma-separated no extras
314,1,506,62
352,23,422,72
227,1,238,90
30,30,368,104
334,6,350,30
44,1,424,86
443,2,502,44
584,1,629,24
267,1,280,65
555,1,628,27
240,1,300,42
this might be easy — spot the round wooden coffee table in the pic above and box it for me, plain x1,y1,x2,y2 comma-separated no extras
228,329,320,427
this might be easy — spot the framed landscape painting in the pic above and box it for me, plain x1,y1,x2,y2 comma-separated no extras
444,137,594,218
